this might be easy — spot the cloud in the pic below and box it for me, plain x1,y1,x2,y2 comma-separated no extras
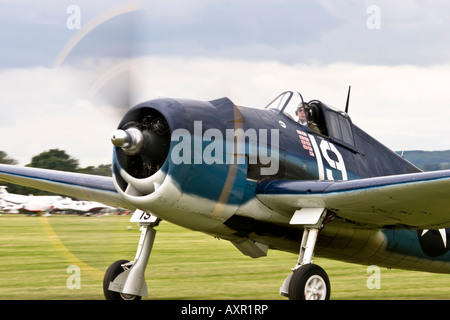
2,1,450,168
0,0,138,69
2,0,450,69
0,64,122,166
314,0,450,65
130,0,450,66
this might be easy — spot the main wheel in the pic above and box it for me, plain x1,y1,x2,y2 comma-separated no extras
103,260,142,300
288,264,330,300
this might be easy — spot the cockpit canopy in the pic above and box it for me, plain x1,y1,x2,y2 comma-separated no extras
265,91,356,149
264,91,305,121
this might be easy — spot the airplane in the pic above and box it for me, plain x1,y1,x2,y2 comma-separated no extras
50,197,118,215
1,90,450,300
0,185,59,214
0,185,115,215
0,197,21,213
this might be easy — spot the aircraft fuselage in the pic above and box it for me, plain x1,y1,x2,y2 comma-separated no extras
111,95,450,274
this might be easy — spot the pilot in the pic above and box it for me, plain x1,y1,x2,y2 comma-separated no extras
297,103,321,134
297,103,308,126
307,106,321,134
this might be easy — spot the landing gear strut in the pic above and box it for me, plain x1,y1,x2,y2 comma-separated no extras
103,211,160,300
280,208,330,300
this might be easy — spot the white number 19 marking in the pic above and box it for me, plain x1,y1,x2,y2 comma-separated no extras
309,135,348,181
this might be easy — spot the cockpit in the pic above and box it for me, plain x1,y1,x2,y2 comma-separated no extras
265,91,356,150
264,91,305,121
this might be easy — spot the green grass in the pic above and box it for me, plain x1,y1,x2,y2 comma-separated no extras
0,214,450,299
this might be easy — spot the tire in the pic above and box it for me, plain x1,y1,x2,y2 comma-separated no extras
103,260,142,300
288,264,330,300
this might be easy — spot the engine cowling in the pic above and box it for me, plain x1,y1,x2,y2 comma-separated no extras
112,103,171,196
111,98,249,232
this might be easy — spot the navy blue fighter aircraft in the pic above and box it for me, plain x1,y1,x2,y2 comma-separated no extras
1,90,450,300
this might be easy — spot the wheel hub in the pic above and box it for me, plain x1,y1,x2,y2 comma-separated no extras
304,275,326,300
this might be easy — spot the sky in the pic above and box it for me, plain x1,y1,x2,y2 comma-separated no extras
1,0,450,166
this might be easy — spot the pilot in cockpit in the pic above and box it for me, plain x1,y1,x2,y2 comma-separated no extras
297,103,308,126
297,103,321,134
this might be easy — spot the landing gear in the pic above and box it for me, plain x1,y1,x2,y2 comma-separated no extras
103,211,160,300
103,260,141,300
288,264,330,300
281,208,330,300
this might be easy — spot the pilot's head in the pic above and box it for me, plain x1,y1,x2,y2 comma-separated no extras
297,103,308,124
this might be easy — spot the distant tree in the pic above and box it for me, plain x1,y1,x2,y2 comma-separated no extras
0,149,112,195
77,164,112,176
0,151,20,193
27,148,79,172
0,151,18,165
20,149,79,195
0,151,23,194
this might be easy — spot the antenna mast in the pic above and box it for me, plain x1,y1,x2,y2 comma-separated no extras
345,85,351,114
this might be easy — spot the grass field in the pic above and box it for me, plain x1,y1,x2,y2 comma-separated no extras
1,214,450,300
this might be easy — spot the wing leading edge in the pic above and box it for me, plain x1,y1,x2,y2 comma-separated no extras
256,170,450,229
0,164,133,210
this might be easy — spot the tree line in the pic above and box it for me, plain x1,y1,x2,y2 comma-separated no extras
0,148,111,195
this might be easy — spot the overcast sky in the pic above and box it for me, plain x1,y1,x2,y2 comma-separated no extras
1,0,450,166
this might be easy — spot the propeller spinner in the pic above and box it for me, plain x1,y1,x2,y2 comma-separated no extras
111,128,143,155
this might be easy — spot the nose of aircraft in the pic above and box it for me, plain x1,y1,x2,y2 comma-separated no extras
111,128,144,155
110,129,128,146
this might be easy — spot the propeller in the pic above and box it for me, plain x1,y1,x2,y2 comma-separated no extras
111,128,143,155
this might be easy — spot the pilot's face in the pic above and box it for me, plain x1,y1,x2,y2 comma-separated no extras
298,108,306,122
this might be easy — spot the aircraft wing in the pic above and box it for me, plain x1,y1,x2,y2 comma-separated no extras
256,170,450,229
0,164,133,210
